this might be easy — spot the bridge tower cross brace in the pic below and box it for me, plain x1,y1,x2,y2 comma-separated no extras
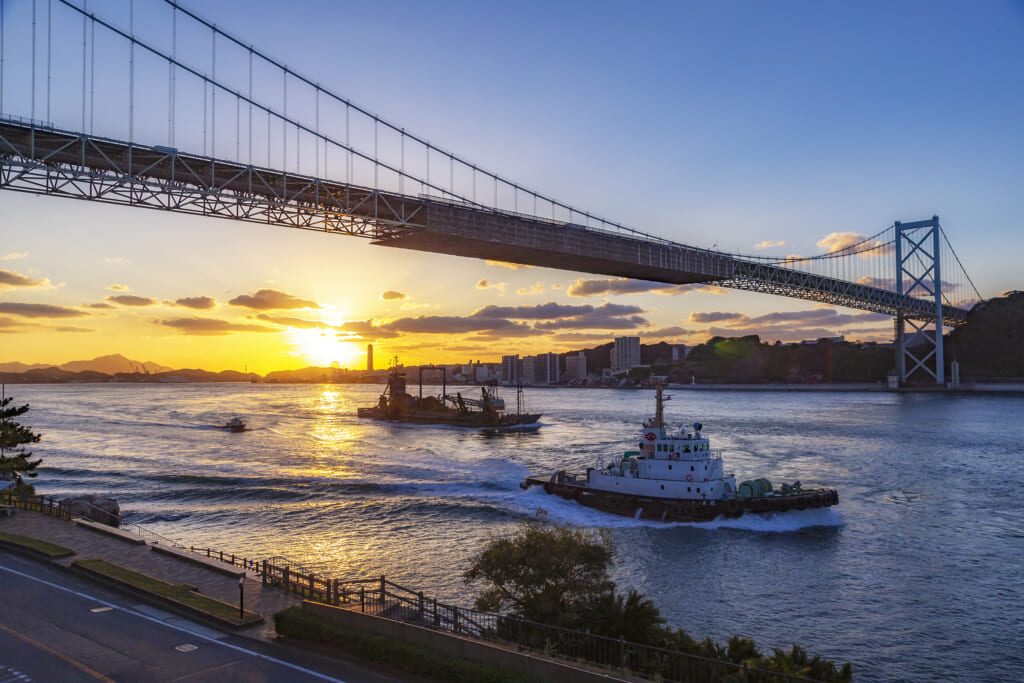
894,216,945,385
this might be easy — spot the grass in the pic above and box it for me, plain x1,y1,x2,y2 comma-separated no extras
274,606,539,683
73,558,261,625
0,531,75,558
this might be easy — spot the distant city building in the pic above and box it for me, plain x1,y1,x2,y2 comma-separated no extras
611,336,641,370
501,355,520,385
671,345,684,362
520,355,537,385
367,344,374,371
565,351,587,380
535,352,559,385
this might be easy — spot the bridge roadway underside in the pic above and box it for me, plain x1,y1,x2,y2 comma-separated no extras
0,120,968,325
0,120,732,286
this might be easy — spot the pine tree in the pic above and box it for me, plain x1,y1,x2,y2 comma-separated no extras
0,392,43,491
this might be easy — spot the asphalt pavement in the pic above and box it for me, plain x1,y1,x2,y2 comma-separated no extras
0,547,405,682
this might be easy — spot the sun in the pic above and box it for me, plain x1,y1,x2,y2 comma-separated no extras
290,328,363,368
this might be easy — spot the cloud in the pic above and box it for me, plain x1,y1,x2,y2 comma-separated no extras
83,302,116,309
817,232,892,258
157,317,279,336
107,284,129,292
52,325,94,333
104,257,127,265
706,325,840,342
485,260,532,270
380,290,408,301
107,294,158,307
471,302,595,320
256,313,337,330
2,253,28,261
333,319,402,340
0,270,51,290
228,289,321,310
174,296,216,310
689,311,746,323
549,332,615,343
567,278,722,298
476,279,506,293
0,302,88,318
639,326,695,338
382,315,533,335
516,282,545,296
755,240,785,249
534,303,648,330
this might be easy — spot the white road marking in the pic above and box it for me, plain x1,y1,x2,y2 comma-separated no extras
0,563,343,682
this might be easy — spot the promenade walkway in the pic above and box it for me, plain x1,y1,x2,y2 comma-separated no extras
0,508,301,641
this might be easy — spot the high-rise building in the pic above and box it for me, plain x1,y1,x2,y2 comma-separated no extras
534,352,560,384
520,355,537,385
612,336,641,370
565,351,587,380
501,355,520,385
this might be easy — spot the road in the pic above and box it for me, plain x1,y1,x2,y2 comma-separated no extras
0,550,402,682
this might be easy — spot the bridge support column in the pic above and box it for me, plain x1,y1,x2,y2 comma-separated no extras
894,216,946,386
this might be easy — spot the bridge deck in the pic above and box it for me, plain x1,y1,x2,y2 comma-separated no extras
0,119,966,324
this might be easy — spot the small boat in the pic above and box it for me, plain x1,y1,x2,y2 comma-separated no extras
223,417,246,432
358,362,541,429
521,383,837,522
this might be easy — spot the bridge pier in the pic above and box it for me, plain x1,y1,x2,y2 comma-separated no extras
894,217,946,386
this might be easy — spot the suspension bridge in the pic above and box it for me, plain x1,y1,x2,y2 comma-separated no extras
0,0,983,384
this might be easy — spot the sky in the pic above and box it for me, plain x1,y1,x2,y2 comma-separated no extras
1,0,1022,374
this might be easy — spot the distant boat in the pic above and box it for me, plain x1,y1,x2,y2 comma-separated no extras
357,362,541,430
223,417,246,432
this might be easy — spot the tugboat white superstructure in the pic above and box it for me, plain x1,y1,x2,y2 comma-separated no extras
521,384,838,522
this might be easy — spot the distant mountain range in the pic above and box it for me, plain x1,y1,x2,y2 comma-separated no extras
0,354,173,375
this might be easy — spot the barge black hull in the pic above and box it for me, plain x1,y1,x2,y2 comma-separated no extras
522,475,838,523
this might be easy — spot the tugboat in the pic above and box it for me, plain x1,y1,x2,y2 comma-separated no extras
223,417,246,433
358,362,541,429
521,383,837,522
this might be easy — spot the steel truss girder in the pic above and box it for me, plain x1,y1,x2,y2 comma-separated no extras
722,260,967,327
0,120,426,238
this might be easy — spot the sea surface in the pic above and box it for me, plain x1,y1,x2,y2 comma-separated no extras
9,383,1024,681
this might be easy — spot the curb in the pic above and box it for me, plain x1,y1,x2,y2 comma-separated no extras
69,561,263,631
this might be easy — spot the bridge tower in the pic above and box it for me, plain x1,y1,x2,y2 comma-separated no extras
894,216,945,385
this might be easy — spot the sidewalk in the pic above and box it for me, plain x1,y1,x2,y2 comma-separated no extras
0,508,302,640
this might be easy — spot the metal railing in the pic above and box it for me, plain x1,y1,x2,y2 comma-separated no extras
0,498,822,681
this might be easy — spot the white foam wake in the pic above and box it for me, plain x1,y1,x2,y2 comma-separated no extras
514,486,844,532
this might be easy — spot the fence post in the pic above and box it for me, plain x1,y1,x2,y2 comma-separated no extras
433,598,439,628
284,566,290,591
360,586,365,613
418,591,424,623
331,578,338,604
261,559,267,585
309,573,315,599
453,606,460,634
379,574,386,610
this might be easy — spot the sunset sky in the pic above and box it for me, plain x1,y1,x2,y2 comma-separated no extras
2,0,1022,374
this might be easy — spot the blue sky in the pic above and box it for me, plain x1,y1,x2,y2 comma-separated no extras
1,0,1021,371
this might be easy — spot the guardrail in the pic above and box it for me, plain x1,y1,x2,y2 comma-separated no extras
0,495,819,681
0,491,71,520
256,561,819,683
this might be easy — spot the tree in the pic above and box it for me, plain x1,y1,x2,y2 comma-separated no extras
464,512,614,626
578,588,666,643
1,393,42,493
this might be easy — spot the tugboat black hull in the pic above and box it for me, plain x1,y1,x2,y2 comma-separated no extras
357,407,541,429
522,475,838,523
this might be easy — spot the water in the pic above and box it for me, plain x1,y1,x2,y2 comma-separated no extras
9,383,1024,681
